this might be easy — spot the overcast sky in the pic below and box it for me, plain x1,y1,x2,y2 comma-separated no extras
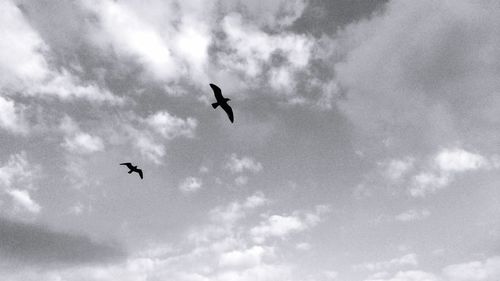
1,0,500,280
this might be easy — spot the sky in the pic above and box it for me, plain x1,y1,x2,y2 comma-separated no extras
1,0,500,280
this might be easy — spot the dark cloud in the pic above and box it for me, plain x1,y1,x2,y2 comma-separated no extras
0,217,126,267
292,0,388,35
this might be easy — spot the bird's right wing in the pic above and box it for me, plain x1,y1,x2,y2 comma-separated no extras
120,163,133,169
209,83,224,101
220,103,234,123
137,169,143,179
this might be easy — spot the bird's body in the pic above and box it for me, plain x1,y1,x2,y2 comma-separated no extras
209,83,233,123
120,163,143,179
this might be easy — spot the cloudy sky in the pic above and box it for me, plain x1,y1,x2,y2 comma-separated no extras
1,0,500,280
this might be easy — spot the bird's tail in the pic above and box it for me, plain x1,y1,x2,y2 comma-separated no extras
128,170,133,174
212,102,219,109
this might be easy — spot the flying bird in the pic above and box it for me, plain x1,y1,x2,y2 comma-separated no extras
210,83,233,123
120,163,143,179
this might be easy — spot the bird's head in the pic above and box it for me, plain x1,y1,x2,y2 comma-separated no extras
225,98,231,102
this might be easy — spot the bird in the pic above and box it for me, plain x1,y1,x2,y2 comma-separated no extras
120,163,143,179
209,83,233,123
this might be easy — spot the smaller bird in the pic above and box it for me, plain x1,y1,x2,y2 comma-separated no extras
210,83,233,123
120,163,143,179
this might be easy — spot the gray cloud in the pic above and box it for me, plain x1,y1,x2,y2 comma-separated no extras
335,0,500,154
293,0,388,35
0,217,126,267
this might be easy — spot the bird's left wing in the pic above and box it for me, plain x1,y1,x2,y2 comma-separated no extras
137,169,143,179
220,103,234,123
209,83,224,101
120,162,133,169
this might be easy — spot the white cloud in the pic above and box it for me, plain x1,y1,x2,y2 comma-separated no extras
209,191,268,225
243,191,268,209
251,215,305,240
367,271,391,280
380,158,415,182
128,130,165,165
269,66,294,92
364,260,500,281
7,189,41,213
234,176,249,186
199,166,209,174
63,156,100,190
187,192,268,246
0,0,120,103
0,96,28,134
82,0,178,81
295,242,311,251
443,256,500,281
0,152,41,215
434,148,487,172
63,133,105,154
0,0,49,86
355,254,418,272
364,270,439,281
215,264,291,281
410,172,450,197
17,254,500,281
410,148,496,197
250,205,330,243
68,202,85,215
173,18,211,80
146,111,197,139
324,270,339,280
179,177,203,193
222,14,311,69
81,0,214,85
356,147,500,198
395,209,431,222
0,151,38,189
60,116,104,154
219,246,272,269
78,0,316,104
225,154,262,174
219,13,313,86
31,70,120,103
117,111,197,165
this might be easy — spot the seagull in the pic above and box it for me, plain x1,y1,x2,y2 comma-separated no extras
120,163,143,179
210,83,233,123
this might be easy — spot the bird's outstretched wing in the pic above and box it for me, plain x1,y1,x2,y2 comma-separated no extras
136,169,143,179
209,83,224,101
220,103,234,123
120,163,133,169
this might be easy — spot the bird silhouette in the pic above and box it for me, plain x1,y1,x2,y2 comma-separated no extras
210,83,233,123
120,163,143,179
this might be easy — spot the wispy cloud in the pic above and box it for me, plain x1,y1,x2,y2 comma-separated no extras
0,96,29,135
145,111,197,139
410,148,496,197
6,189,41,214
250,205,330,243
179,176,203,193
395,209,431,222
354,253,418,272
0,152,41,215
225,154,263,174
